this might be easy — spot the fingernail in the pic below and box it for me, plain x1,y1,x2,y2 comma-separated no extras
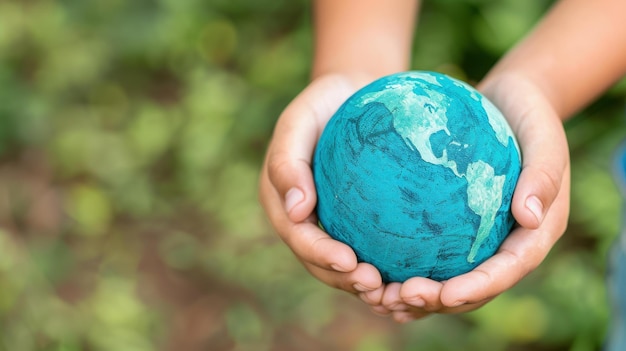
285,188,304,214
353,283,372,292
330,263,350,272
406,297,425,308
526,195,544,223
450,300,466,307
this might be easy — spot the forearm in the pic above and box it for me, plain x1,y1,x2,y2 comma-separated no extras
312,0,420,81
481,0,626,120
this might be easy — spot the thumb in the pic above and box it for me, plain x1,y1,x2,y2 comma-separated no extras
265,90,324,223
266,147,318,223
266,75,360,222
478,74,569,230
511,109,569,230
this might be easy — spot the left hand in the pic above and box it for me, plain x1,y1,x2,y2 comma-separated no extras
360,73,571,323
259,73,385,295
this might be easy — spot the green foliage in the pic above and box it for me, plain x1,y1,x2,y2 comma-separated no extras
0,0,624,350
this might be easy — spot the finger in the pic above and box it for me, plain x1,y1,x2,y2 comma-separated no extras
291,221,359,273
511,108,568,229
359,285,385,305
360,285,392,316
259,167,358,272
480,76,568,229
391,310,430,323
440,165,569,307
399,277,443,312
370,304,392,316
265,117,319,223
381,283,409,311
266,76,357,222
400,278,493,314
439,233,537,308
304,262,383,294
425,298,492,315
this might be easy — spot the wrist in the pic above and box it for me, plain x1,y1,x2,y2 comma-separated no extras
478,71,564,122
311,68,400,88
310,70,384,93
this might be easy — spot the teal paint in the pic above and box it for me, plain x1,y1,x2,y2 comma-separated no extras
313,71,521,282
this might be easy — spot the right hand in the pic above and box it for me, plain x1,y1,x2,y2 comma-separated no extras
259,74,385,295
375,72,571,322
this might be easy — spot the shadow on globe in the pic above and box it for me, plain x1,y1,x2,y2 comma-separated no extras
313,71,522,282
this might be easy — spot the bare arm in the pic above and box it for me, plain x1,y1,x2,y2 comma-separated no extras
482,0,626,119
312,0,419,81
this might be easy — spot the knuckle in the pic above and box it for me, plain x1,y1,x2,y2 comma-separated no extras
266,150,310,192
266,151,291,183
523,163,562,199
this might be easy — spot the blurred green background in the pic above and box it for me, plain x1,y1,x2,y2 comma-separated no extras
0,0,625,350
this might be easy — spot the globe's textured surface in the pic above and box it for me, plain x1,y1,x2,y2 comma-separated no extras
313,71,522,282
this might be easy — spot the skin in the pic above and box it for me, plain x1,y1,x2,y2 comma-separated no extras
259,0,626,323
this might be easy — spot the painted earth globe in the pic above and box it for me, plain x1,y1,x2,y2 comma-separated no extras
313,71,522,282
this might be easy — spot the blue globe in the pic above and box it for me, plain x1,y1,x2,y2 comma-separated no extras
313,71,522,282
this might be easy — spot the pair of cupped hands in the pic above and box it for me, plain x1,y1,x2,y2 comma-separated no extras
259,72,570,323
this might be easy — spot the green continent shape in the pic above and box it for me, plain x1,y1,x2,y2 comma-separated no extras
465,160,505,262
358,76,462,176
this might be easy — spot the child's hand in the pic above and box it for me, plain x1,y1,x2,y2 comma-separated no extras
260,72,569,322
259,74,384,295
371,73,571,323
